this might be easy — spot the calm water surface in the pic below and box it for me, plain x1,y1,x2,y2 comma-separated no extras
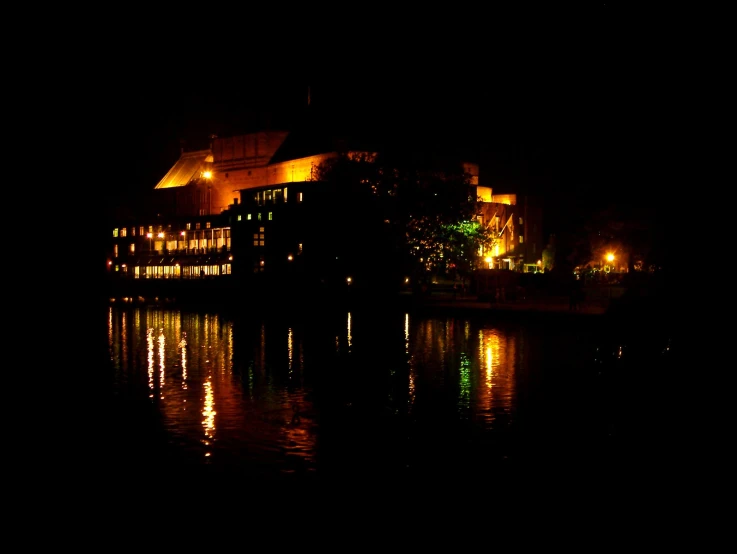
102,302,674,484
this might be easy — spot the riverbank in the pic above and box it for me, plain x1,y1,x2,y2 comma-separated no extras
106,282,607,322
104,275,674,330
403,291,607,316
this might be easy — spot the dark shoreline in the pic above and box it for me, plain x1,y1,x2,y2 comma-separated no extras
103,274,676,333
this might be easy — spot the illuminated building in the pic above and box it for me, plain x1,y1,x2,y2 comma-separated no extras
106,120,543,301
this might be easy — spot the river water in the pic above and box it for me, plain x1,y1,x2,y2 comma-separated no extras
99,301,675,487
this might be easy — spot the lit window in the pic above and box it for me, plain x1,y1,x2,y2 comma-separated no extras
196,223,201,230
148,226,153,233
258,213,262,221
519,236,524,243
113,228,119,238
186,223,191,230
206,222,211,229
120,228,127,237
519,217,523,224
237,215,242,221
139,226,144,236
298,192,303,202
268,212,273,220
114,244,118,257
247,214,252,220
130,244,135,254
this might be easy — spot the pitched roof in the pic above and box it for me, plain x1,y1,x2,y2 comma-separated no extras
154,149,213,189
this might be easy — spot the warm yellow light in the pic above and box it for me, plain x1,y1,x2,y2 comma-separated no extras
203,170,212,179
404,277,410,283
537,260,542,265
485,257,492,263
157,232,164,238
606,253,615,262
346,277,352,284
107,260,112,265
287,254,293,261
147,233,152,238
180,231,186,236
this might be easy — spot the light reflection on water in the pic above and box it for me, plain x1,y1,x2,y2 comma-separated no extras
105,304,673,479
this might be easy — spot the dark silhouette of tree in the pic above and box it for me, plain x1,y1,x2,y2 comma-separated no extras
314,151,490,290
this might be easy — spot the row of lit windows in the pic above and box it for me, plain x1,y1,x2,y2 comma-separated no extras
237,212,272,222
113,263,232,279
250,188,304,206
113,221,216,238
113,239,232,257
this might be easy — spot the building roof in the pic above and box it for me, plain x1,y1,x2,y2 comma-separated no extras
154,149,213,189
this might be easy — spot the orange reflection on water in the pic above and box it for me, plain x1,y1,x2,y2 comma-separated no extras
180,333,188,389
147,328,154,396
405,313,416,409
476,328,515,424
347,312,353,351
202,377,216,454
288,327,294,373
158,329,165,397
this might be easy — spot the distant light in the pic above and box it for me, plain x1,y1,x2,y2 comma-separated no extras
158,232,164,238
287,254,293,261
203,171,212,179
346,277,352,284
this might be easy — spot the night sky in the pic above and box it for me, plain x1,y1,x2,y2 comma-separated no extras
99,5,677,240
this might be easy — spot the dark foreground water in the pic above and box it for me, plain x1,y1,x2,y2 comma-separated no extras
98,300,676,489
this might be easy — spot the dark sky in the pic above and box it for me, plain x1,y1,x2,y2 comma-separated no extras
100,5,678,236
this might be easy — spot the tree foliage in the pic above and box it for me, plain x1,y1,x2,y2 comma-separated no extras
314,152,491,285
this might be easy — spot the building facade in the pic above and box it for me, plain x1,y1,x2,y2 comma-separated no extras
106,126,544,299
